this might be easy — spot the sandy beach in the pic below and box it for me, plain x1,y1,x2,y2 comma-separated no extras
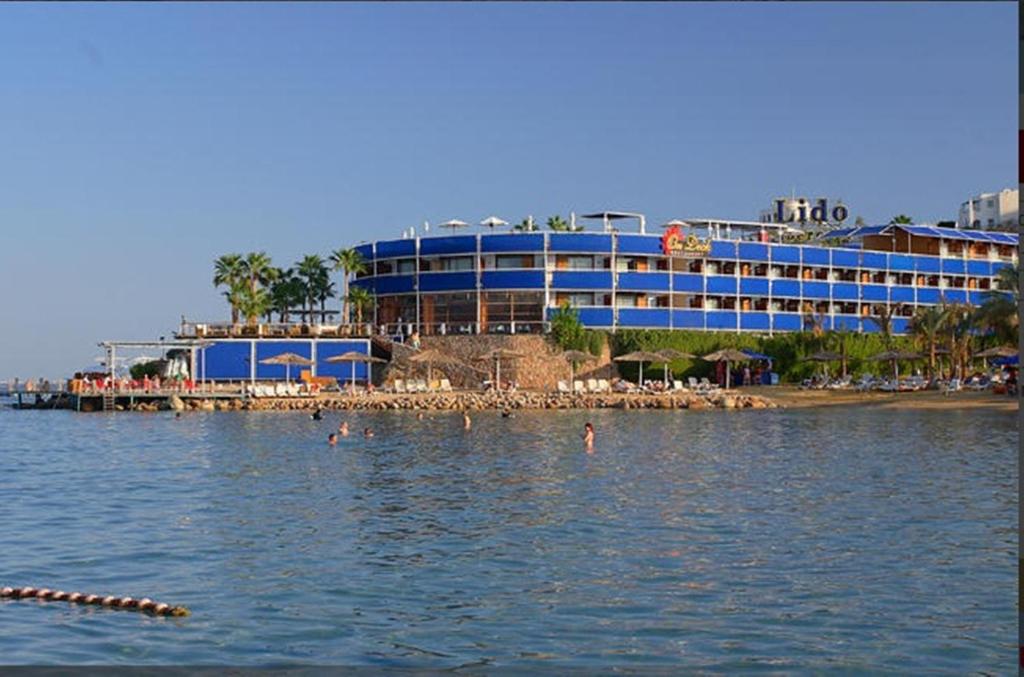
761,385,1019,412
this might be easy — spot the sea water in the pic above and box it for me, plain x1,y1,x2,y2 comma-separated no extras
0,404,1016,669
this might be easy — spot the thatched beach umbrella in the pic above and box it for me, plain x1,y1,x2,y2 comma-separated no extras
803,350,843,378
613,350,664,387
259,352,313,384
326,351,387,391
656,348,695,386
475,348,526,390
973,345,1018,359
408,348,466,384
701,348,751,389
869,349,921,382
562,349,596,386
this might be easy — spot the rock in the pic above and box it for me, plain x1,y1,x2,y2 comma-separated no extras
168,395,185,412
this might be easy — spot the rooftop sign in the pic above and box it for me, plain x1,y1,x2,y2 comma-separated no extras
661,226,711,258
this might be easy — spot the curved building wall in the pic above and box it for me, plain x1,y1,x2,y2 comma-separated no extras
352,232,1013,336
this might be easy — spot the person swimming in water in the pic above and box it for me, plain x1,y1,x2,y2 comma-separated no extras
311,408,323,421
582,422,594,451
363,427,374,438
338,421,349,436
328,433,337,446
463,411,471,430
417,412,425,420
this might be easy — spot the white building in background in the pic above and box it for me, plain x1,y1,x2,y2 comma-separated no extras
958,188,1018,229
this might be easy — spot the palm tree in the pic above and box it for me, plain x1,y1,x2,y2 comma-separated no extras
237,286,271,328
512,217,537,232
826,329,852,378
866,303,901,349
239,251,278,300
314,275,336,324
296,255,328,324
801,304,828,346
213,254,245,324
853,216,867,227
269,268,304,323
547,215,570,232
908,305,946,379
889,215,913,225
329,248,367,325
975,263,1019,345
347,286,375,327
942,303,975,380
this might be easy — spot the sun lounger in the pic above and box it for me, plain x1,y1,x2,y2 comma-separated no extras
573,380,585,393
673,380,685,391
943,378,961,395
598,378,610,393
440,378,453,392
688,377,700,390
586,378,599,393
394,379,406,393
557,380,570,394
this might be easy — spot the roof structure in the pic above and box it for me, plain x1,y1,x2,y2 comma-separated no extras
822,224,1018,245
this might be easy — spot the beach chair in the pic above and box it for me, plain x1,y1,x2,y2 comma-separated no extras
416,379,428,392
598,378,611,393
586,378,599,393
573,380,585,393
673,380,685,391
440,378,453,392
394,379,406,393
688,377,700,390
966,376,990,391
943,378,961,395
557,380,570,394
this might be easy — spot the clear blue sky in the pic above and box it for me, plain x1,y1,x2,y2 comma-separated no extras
0,2,1016,379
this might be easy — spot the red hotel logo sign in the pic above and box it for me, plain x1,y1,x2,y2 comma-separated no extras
661,225,711,258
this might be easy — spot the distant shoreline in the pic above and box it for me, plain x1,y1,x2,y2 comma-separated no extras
764,385,1018,412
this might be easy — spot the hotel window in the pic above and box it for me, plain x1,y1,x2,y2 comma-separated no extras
376,260,394,275
397,259,416,274
495,255,534,269
614,294,637,307
441,256,474,271
567,255,595,270
566,292,595,307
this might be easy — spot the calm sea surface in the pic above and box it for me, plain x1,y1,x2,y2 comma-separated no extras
0,402,1016,671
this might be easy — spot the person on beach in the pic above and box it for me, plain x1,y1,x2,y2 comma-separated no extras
338,421,349,436
463,411,471,430
328,433,337,446
582,422,594,452
363,427,374,438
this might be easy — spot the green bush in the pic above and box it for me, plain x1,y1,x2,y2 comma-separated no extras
607,329,920,383
129,361,163,380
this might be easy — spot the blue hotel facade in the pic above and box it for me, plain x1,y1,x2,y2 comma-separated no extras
348,224,1017,337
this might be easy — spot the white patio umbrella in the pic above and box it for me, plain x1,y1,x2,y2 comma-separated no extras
438,219,471,230
480,216,508,229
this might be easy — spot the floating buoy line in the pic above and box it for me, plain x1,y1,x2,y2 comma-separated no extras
1,586,190,617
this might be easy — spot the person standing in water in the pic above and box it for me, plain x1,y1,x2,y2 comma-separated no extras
311,408,323,421
363,427,374,438
338,421,349,437
582,422,594,452
327,433,338,446
463,411,471,431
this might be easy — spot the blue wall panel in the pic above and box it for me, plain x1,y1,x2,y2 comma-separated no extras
705,311,737,330
942,289,967,304
316,340,370,383
771,280,801,297
770,245,800,263
618,272,670,292
740,312,770,331
861,284,888,301
969,291,986,305
942,258,966,275
706,276,737,294
617,234,662,255
419,236,476,256
372,275,415,295
738,242,769,261
480,234,543,252
802,281,829,299
890,286,915,303
618,308,670,328
915,256,941,273
967,260,991,276
861,252,887,269
772,313,801,331
551,271,613,290
831,249,859,267
672,310,704,328
549,233,612,252
355,244,374,260
375,239,416,258
832,315,860,332
891,318,909,335
418,272,476,292
201,341,251,380
831,283,858,300
739,278,769,295
710,241,736,259
673,274,704,292
481,271,545,289
889,254,914,271
802,247,830,265
576,307,614,327
255,341,312,380
916,288,940,304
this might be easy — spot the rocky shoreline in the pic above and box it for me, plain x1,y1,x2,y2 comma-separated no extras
159,390,779,413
